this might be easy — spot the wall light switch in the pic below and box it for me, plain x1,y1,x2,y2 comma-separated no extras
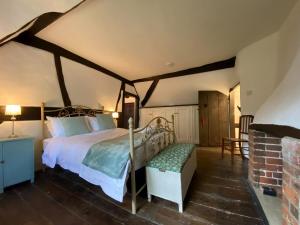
246,90,253,96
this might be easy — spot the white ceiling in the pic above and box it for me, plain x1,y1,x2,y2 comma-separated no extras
0,0,81,41
12,0,300,80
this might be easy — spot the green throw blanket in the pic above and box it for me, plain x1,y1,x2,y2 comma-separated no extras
82,134,143,178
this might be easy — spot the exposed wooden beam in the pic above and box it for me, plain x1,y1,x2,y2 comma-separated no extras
53,54,72,106
115,82,125,112
229,82,240,93
15,33,133,85
133,57,236,83
141,80,159,107
0,0,86,46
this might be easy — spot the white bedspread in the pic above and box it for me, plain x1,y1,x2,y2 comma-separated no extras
42,128,134,202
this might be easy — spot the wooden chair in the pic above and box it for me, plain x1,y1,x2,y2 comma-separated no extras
222,115,254,160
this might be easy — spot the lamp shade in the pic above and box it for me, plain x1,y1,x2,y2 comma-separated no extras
112,112,119,119
5,105,21,116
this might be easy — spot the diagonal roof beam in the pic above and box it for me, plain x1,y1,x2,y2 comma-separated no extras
0,0,86,46
15,33,133,85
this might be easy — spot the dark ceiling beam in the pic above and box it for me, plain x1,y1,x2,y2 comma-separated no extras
115,82,125,112
15,33,133,85
0,0,86,46
53,54,72,106
141,79,159,107
133,57,236,83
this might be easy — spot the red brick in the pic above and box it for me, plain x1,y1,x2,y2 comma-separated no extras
266,144,282,151
254,156,265,164
282,195,289,207
283,184,299,206
252,162,266,170
253,170,265,176
292,182,300,193
254,137,281,144
273,172,282,179
253,150,266,156
266,164,282,172
266,171,272,177
266,158,283,165
283,173,291,185
259,177,278,185
290,203,299,220
265,151,280,158
253,144,265,150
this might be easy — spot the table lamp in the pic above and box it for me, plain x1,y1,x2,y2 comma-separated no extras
5,105,21,138
112,112,119,119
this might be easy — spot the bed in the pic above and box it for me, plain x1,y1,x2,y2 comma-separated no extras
41,103,176,214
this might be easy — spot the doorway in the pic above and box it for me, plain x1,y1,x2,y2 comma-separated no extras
122,92,139,129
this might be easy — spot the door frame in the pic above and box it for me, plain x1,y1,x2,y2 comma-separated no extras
122,91,140,129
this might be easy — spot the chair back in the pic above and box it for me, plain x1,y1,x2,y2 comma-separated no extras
239,115,254,137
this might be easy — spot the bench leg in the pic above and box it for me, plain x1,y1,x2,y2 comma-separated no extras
178,202,183,213
147,193,152,202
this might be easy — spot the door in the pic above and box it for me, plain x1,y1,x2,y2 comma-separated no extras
123,102,135,129
198,91,229,147
198,92,209,146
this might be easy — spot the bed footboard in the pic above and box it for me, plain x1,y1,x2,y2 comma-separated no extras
128,115,176,214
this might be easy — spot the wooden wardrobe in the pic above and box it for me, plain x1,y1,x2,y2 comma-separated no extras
198,91,229,147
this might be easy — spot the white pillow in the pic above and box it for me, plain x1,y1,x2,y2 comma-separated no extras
87,116,100,132
45,121,54,137
46,116,65,137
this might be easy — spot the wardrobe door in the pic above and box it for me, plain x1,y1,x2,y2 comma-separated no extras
175,107,191,143
208,92,220,146
198,92,209,146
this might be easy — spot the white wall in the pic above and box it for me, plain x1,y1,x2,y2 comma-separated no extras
236,32,279,115
0,42,121,169
62,57,120,111
254,1,300,129
135,68,238,107
140,106,199,144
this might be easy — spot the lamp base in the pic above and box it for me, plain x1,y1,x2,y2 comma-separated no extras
8,134,18,138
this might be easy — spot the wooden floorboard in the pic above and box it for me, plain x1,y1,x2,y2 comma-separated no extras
0,148,266,225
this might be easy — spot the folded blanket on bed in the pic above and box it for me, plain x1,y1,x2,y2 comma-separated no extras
82,133,143,178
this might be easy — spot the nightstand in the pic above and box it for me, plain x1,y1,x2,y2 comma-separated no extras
0,136,34,193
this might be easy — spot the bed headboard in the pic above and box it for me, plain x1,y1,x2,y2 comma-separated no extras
40,102,111,139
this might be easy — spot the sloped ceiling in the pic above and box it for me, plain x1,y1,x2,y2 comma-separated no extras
0,0,81,41
36,0,297,80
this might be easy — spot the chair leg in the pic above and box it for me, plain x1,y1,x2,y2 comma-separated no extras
231,141,235,162
239,142,245,160
221,138,225,159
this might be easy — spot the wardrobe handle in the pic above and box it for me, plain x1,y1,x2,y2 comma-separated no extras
0,160,4,164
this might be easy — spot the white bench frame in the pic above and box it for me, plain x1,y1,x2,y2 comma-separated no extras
146,147,197,212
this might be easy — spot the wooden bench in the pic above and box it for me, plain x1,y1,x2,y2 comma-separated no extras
146,143,197,212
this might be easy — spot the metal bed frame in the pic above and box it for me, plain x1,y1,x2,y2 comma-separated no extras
40,102,176,214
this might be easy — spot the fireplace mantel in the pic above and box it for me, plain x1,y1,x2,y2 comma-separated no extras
250,124,300,139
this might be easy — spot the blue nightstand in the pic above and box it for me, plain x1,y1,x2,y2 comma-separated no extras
0,136,34,193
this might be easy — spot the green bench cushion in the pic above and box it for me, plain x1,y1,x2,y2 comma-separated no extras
147,143,195,173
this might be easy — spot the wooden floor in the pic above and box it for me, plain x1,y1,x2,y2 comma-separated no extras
0,148,266,225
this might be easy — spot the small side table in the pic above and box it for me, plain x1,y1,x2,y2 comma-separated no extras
0,136,34,193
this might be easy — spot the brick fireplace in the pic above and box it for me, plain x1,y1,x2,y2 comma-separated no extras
282,137,300,225
249,128,300,225
248,130,283,195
